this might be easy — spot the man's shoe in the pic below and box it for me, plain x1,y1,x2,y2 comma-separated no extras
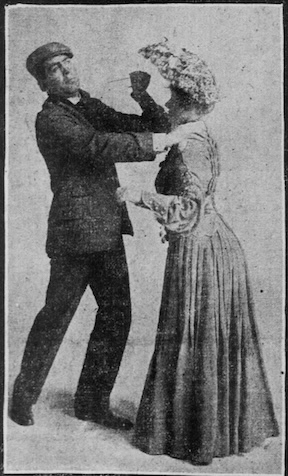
97,411,133,430
74,408,94,422
10,402,34,426
75,408,133,430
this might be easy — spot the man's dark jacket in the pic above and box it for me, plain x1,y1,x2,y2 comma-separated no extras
36,90,169,256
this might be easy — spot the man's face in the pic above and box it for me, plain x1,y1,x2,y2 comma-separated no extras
43,54,80,97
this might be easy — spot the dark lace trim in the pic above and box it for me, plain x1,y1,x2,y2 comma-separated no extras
206,130,220,195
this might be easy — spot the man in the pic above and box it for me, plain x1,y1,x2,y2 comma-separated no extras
10,42,170,429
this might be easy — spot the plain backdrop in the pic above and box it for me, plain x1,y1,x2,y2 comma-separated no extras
5,4,284,473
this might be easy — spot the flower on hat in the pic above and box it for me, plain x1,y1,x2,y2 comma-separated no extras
138,39,220,107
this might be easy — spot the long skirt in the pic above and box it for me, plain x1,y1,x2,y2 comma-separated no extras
134,213,279,465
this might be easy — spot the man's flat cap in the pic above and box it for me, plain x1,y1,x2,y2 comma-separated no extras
26,42,73,79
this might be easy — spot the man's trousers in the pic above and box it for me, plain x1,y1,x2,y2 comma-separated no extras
13,240,131,414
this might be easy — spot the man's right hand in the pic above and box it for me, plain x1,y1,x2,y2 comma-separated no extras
165,122,205,148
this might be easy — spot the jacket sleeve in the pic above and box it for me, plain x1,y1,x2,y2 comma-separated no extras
90,92,170,133
131,91,170,132
36,111,156,165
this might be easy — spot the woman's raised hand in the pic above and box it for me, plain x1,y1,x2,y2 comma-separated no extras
129,71,151,96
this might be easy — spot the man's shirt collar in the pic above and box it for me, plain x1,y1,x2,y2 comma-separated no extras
47,89,91,106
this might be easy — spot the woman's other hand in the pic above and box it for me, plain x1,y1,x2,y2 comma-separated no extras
116,186,128,203
116,186,142,204
159,225,168,243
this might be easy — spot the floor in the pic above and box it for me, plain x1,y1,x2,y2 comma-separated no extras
5,335,284,475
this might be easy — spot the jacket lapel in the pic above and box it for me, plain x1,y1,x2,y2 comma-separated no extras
46,90,94,128
57,101,93,127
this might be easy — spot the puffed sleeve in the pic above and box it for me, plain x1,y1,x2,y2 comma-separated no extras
139,190,202,234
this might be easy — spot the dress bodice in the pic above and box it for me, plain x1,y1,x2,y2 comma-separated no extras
139,123,220,239
155,123,219,199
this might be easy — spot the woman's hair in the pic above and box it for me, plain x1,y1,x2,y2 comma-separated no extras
171,86,214,115
139,39,219,109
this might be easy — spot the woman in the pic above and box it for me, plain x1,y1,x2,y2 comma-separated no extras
117,41,279,465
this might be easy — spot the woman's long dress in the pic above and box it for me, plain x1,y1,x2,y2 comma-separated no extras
133,122,279,465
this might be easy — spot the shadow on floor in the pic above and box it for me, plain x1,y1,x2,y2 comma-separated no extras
112,398,137,422
46,389,75,418
45,390,137,446
45,390,137,442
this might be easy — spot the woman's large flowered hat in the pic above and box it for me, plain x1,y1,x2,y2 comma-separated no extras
139,39,219,107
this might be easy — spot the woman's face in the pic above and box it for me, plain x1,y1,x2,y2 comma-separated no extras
165,89,182,118
165,89,202,125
